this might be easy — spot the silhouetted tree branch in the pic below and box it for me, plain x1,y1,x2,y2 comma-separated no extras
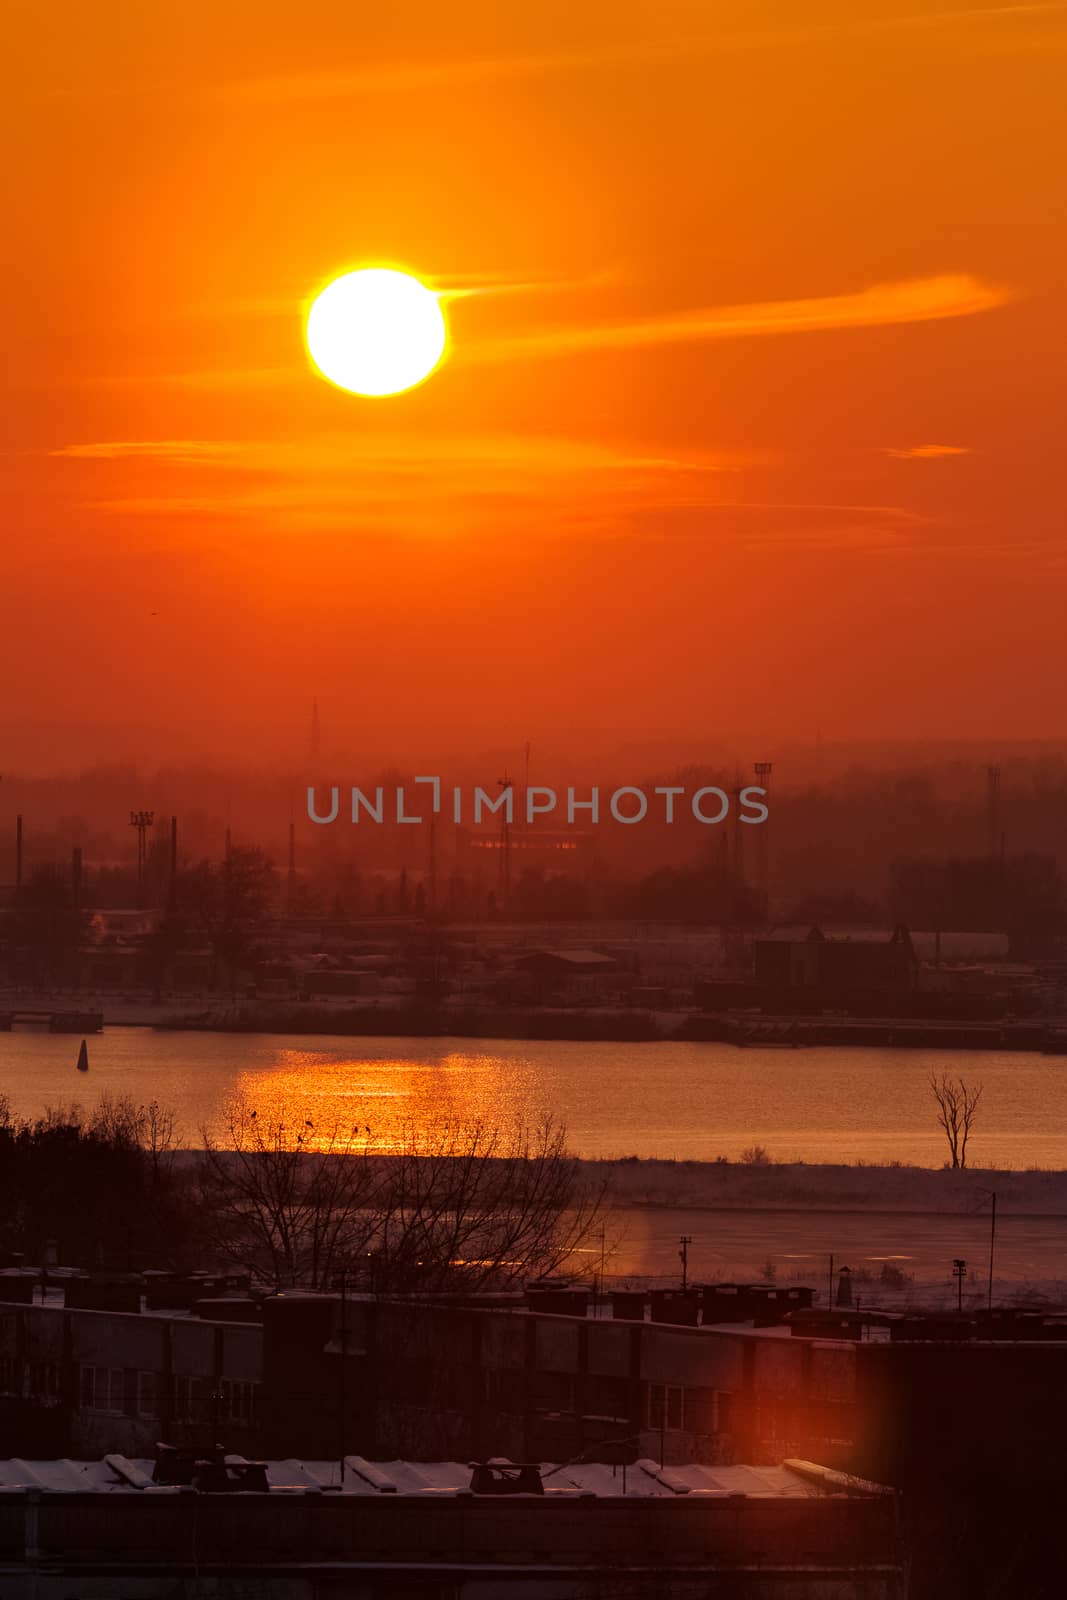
930,1073,983,1169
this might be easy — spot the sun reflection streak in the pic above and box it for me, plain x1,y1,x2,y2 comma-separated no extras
229,1049,542,1152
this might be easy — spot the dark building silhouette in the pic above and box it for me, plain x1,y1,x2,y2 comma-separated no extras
754,924,918,993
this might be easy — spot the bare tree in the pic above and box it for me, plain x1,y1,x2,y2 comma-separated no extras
143,1100,179,1184
199,1106,380,1289
179,846,277,993
930,1074,983,1169
336,1114,608,1459
86,1094,179,1176
198,1106,607,1295
375,1114,607,1294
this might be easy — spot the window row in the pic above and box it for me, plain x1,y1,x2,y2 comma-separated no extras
0,1357,61,1402
77,1366,260,1424
524,1370,729,1435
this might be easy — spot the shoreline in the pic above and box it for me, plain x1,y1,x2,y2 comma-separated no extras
14,1002,1067,1052
590,1157,1067,1214
622,1199,1067,1219
134,1151,1067,1214
154,1006,1067,1051
4,988,1067,1050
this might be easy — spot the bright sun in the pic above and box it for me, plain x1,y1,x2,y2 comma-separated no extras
305,267,448,396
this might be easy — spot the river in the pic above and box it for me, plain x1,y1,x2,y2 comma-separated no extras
1,1028,1065,1169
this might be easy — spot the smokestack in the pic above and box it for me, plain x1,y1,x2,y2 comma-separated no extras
15,815,22,898
730,770,744,892
71,846,82,910
169,816,178,909
286,820,296,914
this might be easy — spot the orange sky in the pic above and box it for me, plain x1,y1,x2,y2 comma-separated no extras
3,1,1066,768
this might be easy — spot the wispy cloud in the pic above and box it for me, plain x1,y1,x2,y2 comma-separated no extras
17,6,1059,108
52,440,249,464
882,444,973,459
51,432,765,535
226,7,1066,102
50,432,937,554
701,501,928,554
227,51,592,104
467,274,1013,364
67,272,1012,394
977,29,1067,45
52,434,750,476
439,265,624,303
826,3,1067,38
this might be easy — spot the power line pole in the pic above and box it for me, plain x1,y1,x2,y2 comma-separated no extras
976,1188,997,1311
952,1258,967,1314
338,1270,347,1488
678,1235,693,1291
754,761,773,920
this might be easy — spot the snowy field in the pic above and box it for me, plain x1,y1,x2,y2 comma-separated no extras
590,1160,1067,1301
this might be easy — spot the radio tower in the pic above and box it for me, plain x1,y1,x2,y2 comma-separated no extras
497,772,513,909
754,761,773,919
986,764,1001,862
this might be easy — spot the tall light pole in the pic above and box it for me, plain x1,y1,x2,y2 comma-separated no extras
975,1187,997,1311
129,810,155,903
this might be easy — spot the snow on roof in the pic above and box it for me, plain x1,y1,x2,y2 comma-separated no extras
0,1456,833,1499
911,931,1012,961
761,925,909,945
519,949,618,966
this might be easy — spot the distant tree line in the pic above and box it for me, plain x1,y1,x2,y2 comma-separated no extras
0,1094,189,1268
0,845,277,992
890,852,1063,938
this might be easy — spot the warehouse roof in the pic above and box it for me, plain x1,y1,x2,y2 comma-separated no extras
0,1456,880,1499
515,948,618,967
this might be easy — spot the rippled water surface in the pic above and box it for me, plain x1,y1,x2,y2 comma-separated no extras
1,1028,1065,1168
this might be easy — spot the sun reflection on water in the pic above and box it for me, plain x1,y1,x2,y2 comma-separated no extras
228,1048,542,1151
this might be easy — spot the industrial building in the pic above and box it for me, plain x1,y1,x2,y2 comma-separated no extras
6,1282,1067,1503
0,1281,843,1466
0,1289,262,1459
0,1451,906,1598
753,926,918,995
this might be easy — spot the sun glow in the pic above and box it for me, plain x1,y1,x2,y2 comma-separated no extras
305,267,448,396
